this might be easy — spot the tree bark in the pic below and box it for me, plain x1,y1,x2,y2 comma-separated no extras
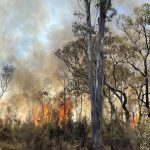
144,58,150,111
92,6,106,149
108,90,117,120
80,94,83,120
84,0,97,149
84,0,110,149
122,93,130,127
75,92,78,121
63,76,66,124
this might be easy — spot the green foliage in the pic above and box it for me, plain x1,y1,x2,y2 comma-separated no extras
102,118,139,150
134,3,150,25
136,119,150,150
74,117,89,147
0,115,90,150
1,115,149,150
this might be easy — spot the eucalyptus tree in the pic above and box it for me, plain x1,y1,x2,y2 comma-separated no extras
104,35,131,126
117,3,150,117
56,0,116,147
56,37,88,91
83,0,116,149
128,74,145,123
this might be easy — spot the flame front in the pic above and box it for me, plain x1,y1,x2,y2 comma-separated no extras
32,103,52,126
32,99,71,127
32,111,40,127
58,99,71,127
41,103,52,124
130,114,139,129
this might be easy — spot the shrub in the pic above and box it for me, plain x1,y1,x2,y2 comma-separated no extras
136,119,150,150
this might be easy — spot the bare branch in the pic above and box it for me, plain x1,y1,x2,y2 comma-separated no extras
0,65,15,99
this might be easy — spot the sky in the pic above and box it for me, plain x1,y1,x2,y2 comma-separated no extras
0,0,74,64
0,0,149,65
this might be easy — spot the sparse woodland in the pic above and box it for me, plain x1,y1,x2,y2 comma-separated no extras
0,1,150,150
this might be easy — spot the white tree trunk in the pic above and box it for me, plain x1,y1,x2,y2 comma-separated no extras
93,6,106,149
84,0,108,149
84,0,97,148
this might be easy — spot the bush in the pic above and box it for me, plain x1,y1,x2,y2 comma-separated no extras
136,119,150,150
102,118,139,150
74,117,89,147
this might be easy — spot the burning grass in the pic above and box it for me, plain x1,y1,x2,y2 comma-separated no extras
0,115,90,150
0,113,142,150
0,97,142,150
31,98,71,128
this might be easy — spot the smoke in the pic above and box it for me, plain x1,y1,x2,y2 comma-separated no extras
0,0,75,96
0,0,76,119
112,0,149,12
0,0,148,120
12,50,63,95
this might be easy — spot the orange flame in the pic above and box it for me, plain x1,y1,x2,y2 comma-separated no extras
32,99,71,127
58,99,71,127
32,103,52,126
32,111,40,126
130,114,139,129
41,103,52,124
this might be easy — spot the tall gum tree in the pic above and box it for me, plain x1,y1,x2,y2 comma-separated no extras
84,0,113,149
56,0,115,148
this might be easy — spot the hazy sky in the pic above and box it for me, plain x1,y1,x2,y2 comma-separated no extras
0,0,149,66
0,0,74,65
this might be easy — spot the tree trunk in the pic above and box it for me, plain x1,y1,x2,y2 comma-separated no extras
122,93,130,127
75,92,78,121
108,90,117,120
84,0,97,149
144,58,150,117
80,94,83,120
125,110,130,126
84,0,95,101
92,7,105,149
137,100,143,125
84,0,109,149
63,76,66,124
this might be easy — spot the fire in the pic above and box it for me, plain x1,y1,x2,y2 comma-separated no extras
130,114,139,129
32,111,40,127
58,99,71,127
32,98,71,127
32,103,52,126
41,103,52,124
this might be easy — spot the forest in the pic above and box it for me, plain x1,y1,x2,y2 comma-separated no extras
0,0,150,150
